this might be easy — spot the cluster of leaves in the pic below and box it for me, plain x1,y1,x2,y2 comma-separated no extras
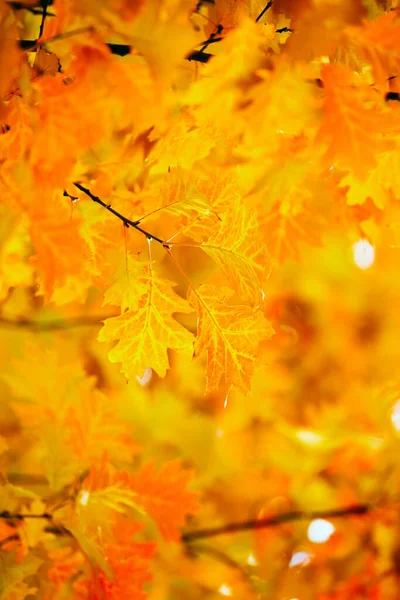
2,0,400,598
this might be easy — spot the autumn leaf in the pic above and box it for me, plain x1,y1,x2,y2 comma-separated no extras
344,9,400,86
98,260,194,380
83,517,154,600
81,456,199,542
316,63,395,178
28,196,91,300
197,200,268,304
188,285,274,393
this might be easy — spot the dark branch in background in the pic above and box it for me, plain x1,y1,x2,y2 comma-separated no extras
0,315,113,331
17,0,287,66
8,3,55,16
181,503,369,543
73,182,170,248
0,510,52,521
256,0,273,23
0,503,370,542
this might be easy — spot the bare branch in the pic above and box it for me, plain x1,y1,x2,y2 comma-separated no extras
73,182,170,248
255,1,273,23
181,503,369,542
0,315,114,331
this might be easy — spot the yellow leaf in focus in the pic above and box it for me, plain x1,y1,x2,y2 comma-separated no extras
99,262,194,379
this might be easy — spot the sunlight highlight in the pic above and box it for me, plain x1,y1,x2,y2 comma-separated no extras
353,239,375,270
247,553,257,566
307,519,335,543
296,430,323,446
79,490,90,506
136,367,152,386
218,584,232,596
216,428,224,438
289,551,313,568
391,400,400,431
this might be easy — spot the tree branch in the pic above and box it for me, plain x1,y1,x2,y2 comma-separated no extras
0,510,53,521
0,314,114,331
181,503,369,543
73,182,170,248
255,1,273,23
37,0,49,40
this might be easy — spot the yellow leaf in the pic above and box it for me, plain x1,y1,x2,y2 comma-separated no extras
99,261,194,379
188,285,274,393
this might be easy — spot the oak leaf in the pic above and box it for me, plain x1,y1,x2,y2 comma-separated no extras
98,261,194,380
199,200,268,304
188,285,274,393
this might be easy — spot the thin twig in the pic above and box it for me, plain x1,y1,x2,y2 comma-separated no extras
73,183,170,248
181,504,369,542
37,0,48,40
255,1,273,22
0,510,53,521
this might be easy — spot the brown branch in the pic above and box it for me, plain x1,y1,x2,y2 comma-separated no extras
255,1,273,22
0,510,53,521
181,503,369,543
37,0,49,40
73,182,170,248
0,315,114,331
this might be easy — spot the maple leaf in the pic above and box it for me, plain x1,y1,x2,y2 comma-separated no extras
84,517,154,600
98,260,194,380
82,456,199,542
344,9,400,86
261,199,326,263
188,285,274,393
64,388,141,465
116,460,200,542
28,196,90,300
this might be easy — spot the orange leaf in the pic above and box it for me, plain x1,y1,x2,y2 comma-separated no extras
317,64,394,178
188,285,274,393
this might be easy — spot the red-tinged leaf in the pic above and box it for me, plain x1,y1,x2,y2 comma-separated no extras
188,285,274,393
116,461,200,542
83,456,200,542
